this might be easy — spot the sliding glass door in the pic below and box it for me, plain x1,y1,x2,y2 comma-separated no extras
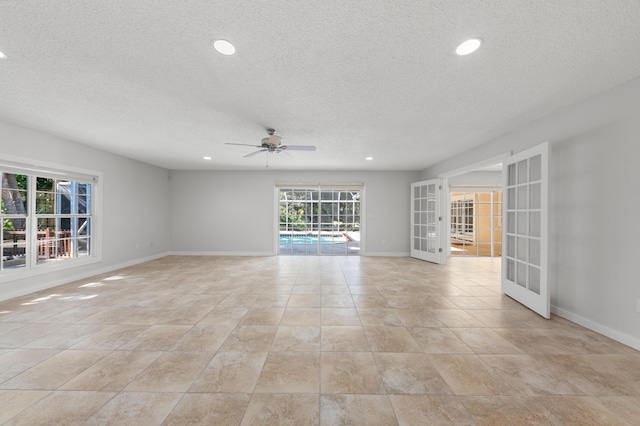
278,186,361,256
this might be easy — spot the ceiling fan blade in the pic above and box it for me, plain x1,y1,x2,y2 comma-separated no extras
243,149,267,158
281,145,316,151
225,143,262,147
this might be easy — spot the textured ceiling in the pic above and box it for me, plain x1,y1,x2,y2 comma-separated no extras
1,1,640,171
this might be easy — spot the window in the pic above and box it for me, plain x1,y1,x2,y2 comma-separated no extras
278,186,361,256
1,162,98,275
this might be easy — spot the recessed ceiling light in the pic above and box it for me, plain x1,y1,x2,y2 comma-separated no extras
365,157,373,161
203,156,212,160
456,38,482,56
0,51,7,59
213,39,236,56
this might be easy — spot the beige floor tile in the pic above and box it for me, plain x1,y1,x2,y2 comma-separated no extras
0,348,59,383
252,294,290,308
476,295,523,309
320,394,397,426
428,354,518,396
409,327,474,354
321,326,370,352
1,256,638,425
321,294,355,308
118,324,193,351
291,284,322,294
429,310,486,328
22,324,106,350
1,349,109,390
357,308,403,326
0,390,50,424
254,352,320,393
374,353,453,395
321,285,351,295
241,393,320,425
0,322,25,336
36,306,108,324
172,324,233,351
446,296,496,310
541,354,640,396
451,328,526,354
0,323,62,348
60,350,162,391
271,325,321,351
5,390,115,425
461,396,630,426
84,391,182,425
348,285,382,296
157,304,216,325
395,309,445,327
287,294,321,308
321,352,385,394
352,294,390,308
364,326,421,353
240,308,285,326
390,395,474,425
480,354,582,396
467,309,557,329
197,306,249,326
123,351,211,393
189,351,267,393
70,324,149,350
164,393,251,426
321,308,360,326
596,396,640,425
280,308,321,325
220,326,277,351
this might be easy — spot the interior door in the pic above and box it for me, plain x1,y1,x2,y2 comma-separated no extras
411,179,445,264
502,142,549,318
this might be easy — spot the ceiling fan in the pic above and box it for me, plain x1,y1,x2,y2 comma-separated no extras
225,128,316,158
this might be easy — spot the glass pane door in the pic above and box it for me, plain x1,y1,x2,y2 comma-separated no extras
410,179,444,264
502,142,549,318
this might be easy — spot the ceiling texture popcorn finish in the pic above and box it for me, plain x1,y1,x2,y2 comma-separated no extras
1,1,640,171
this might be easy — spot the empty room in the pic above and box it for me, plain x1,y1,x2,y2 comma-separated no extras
1,1,639,425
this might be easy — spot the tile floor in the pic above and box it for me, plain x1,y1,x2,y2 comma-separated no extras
0,255,639,425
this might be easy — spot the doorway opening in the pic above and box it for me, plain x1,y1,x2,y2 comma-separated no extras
450,190,502,257
278,186,362,256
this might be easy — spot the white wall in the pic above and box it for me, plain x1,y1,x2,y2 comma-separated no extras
0,121,171,300
422,77,640,349
448,171,502,188
169,170,420,256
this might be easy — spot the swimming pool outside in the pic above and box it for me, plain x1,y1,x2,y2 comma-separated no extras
279,232,360,255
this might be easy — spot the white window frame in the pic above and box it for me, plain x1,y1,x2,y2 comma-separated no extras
274,184,365,256
0,156,102,283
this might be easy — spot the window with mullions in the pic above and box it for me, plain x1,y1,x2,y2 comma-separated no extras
1,169,95,272
279,187,361,256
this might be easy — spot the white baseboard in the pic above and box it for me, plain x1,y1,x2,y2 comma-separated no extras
168,251,276,257
364,252,411,257
552,305,640,351
0,252,170,302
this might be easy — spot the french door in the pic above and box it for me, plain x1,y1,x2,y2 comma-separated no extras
502,142,549,318
410,179,445,264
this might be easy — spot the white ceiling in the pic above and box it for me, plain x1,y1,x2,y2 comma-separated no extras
1,1,640,171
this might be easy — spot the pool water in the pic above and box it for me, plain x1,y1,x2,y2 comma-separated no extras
279,235,347,245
